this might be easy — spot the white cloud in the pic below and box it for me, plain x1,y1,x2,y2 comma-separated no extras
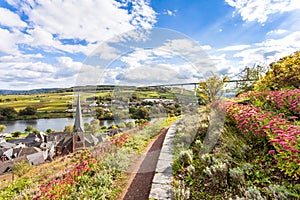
266,29,288,36
231,31,300,67
0,28,30,54
0,0,156,56
225,0,300,23
0,28,19,54
218,44,251,51
163,9,177,16
0,0,158,89
0,7,27,28
8,0,156,43
201,45,212,50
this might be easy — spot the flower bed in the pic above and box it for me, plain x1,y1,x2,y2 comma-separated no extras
226,101,300,178
238,89,300,117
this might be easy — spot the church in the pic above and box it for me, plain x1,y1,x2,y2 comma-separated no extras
54,93,101,156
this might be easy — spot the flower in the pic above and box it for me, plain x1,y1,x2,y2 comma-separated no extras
268,150,275,154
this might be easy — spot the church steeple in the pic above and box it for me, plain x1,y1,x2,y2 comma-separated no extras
73,93,84,133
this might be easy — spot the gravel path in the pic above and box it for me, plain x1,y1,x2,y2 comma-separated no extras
120,128,168,200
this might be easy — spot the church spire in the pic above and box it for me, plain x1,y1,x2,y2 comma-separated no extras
73,93,84,133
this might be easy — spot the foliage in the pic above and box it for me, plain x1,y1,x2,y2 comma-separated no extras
254,51,300,91
90,119,100,135
46,128,54,134
63,125,73,132
19,106,37,115
126,121,134,129
25,125,34,133
172,100,300,199
236,65,267,94
0,124,6,132
195,74,229,103
0,176,33,199
0,107,18,120
238,89,300,117
11,131,22,137
129,106,150,119
12,161,32,177
0,118,173,199
226,101,300,178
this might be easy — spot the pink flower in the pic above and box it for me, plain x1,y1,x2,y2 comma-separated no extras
269,139,279,143
268,150,275,154
291,149,299,153
280,141,287,145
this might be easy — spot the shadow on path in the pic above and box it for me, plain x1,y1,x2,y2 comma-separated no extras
123,128,168,200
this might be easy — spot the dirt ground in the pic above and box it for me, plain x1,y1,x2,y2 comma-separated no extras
118,128,168,200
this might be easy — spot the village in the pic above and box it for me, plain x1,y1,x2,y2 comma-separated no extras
0,95,102,177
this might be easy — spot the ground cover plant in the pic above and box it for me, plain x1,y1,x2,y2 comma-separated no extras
172,101,300,199
0,117,176,199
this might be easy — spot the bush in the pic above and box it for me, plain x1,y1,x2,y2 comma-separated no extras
12,161,32,177
12,131,22,137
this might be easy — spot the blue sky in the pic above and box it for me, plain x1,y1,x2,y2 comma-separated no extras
0,0,299,90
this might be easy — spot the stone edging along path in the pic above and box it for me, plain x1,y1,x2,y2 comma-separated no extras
149,121,177,200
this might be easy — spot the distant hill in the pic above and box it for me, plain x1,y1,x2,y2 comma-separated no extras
0,85,117,95
0,88,62,95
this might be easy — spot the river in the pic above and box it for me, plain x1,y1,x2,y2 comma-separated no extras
0,117,135,133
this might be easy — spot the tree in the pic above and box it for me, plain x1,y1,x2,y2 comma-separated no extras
0,125,6,133
254,51,300,91
19,106,37,116
46,128,53,134
195,75,229,103
0,107,17,120
120,122,126,129
126,121,135,129
12,131,22,137
90,119,100,135
25,125,34,133
84,122,91,132
96,108,105,119
32,129,39,135
63,125,73,132
236,65,267,94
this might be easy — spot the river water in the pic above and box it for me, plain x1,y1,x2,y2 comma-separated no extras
0,117,135,133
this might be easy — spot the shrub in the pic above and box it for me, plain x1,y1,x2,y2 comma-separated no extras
12,131,22,137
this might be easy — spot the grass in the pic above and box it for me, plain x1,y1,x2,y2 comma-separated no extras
0,118,176,199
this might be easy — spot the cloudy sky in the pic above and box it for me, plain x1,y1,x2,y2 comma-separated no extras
0,0,300,90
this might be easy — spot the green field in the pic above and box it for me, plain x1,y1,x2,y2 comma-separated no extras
0,86,181,120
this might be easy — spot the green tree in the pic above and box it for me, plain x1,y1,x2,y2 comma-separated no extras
195,75,229,103
254,51,300,91
0,125,6,133
0,107,18,120
63,125,73,132
90,119,100,135
120,122,126,129
12,161,32,176
126,121,135,129
236,65,267,94
46,128,53,134
19,106,37,116
96,107,105,119
12,131,22,137
25,125,34,133
84,122,91,132
32,129,39,135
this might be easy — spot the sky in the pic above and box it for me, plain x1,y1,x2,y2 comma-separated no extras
0,0,300,90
